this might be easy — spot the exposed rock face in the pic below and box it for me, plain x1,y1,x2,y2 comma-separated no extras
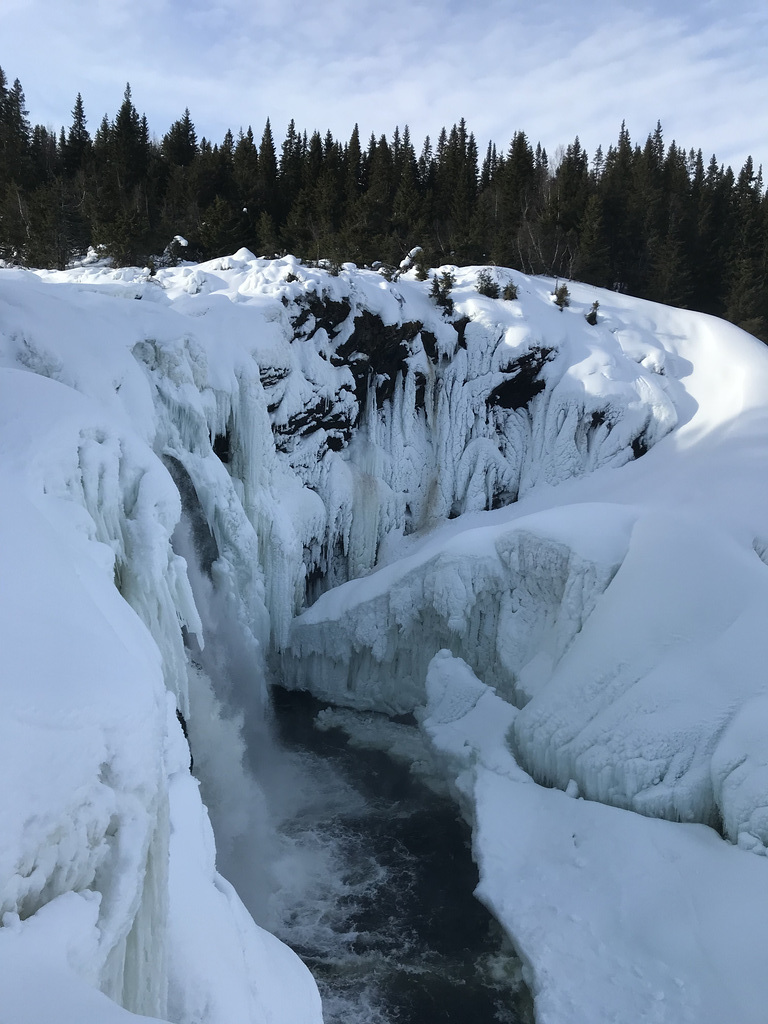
487,347,553,410
334,311,423,405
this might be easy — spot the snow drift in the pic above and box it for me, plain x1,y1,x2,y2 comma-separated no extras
1,252,768,1023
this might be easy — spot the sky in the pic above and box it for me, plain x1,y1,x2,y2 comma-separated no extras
3,0,768,174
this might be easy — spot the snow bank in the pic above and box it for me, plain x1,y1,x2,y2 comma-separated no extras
421,651,768,1024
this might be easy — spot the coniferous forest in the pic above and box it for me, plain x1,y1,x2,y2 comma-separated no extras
1,68,767,340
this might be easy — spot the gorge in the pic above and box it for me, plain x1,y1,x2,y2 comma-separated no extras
1,252,768,1024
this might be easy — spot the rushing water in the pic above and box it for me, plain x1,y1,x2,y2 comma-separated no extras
173,502,530,1021
263,687,533,1024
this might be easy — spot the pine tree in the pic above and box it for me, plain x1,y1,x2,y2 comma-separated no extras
362,134,395,247
29,124,59,186
553,282,570,309
256,210,279,257
634,122,666,246
0,75,31,183
312,133,344,254
87,85,156,264
725,256,767,340
231,127,259,248
600,121,639,289
492,131,536,266
63,93,91,176
646,221,692,307
688,154,731,314
0,72,33,261
163,108,197,167
198,195,241,258
257,118,278,218
193,135,234,211
723,157,767,337
549,137,589,235
476,268,500,297
574,193,611,286
344,124,363,201
278,119,303,221
304,130,324,190
391,142,422,253
111,84,147,190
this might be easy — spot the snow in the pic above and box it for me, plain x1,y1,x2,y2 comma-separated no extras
2,252,768,1023
422,652,768,1024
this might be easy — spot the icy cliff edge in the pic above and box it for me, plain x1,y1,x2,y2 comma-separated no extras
0,366,321,1023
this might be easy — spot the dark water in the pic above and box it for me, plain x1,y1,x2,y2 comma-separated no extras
267,687,532,1024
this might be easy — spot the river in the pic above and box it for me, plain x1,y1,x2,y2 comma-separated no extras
261,687,533,1024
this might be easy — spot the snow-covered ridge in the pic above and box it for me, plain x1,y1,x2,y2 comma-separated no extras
2,251,768,1024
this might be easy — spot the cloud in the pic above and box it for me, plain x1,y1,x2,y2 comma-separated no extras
2,0,767,170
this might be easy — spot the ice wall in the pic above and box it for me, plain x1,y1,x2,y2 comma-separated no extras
257,259,678,614
0,369,179,1020
0,321,321,1020
279,505,631,714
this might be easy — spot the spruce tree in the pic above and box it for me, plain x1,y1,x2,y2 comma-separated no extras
111,84,146,190
257,118,279,219
0,76,31,183
574,193,611,286
1,69,768,332
163,109,198,167
600,122,638,289
63,93,91,176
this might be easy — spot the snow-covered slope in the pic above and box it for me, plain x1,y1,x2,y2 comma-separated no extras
1,252,767,1024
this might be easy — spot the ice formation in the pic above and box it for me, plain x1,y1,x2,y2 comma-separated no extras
2,252,768,1023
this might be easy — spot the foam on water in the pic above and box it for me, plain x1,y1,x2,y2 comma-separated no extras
265,688,532,1024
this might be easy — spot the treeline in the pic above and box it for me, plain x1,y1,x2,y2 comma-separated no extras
1,68,767,339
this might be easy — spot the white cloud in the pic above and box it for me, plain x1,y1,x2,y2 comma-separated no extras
2,0,767,170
